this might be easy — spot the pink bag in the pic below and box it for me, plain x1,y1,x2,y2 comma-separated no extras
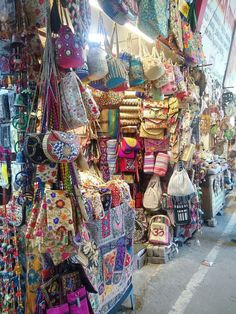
154,152,169,176
67,287,90,314
143,152,155,173
55,26,84,69
144,138,170,153
46,303,70,314
161,62,177,96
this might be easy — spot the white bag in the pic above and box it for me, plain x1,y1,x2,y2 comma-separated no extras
167,166,195,197
143,174,162,211
142,46,165,81
87,46,108,81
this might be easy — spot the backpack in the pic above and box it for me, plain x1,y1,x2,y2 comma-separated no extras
167,162,195,197
149,215,171,245
143,175,162,211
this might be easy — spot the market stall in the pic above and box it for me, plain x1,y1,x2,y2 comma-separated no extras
0,0,235,313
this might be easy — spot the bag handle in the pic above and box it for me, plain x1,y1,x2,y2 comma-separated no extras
109,23,120,56
149,214,170,226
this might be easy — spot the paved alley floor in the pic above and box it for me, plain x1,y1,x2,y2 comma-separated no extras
122,194,236,314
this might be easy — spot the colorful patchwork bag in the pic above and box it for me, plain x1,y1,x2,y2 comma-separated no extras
60,71,88,129
43,131,80,163
139,123,165,139
79,84,100,121
149,215,171,245
55,25,84,69
138,0,169,39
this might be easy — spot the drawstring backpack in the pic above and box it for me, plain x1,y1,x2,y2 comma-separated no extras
143,174,162,211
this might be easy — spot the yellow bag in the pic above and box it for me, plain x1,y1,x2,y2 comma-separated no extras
139,123,165,139
144,119,168,129
120,112,139,119
120,119,140,126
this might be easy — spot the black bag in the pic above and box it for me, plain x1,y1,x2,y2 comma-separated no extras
23,133,48,164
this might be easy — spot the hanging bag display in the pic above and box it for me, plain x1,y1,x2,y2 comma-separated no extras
105,23,128,89
149,215,171,245
143,174,162,211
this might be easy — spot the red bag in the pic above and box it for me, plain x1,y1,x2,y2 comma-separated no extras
135,192,143,208
144,138,169,153
117,158,137,173
55,26,84,69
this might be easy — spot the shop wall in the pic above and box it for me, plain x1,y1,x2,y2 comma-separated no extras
200,0,235,84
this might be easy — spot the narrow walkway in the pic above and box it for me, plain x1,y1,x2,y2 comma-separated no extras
125,194,236,314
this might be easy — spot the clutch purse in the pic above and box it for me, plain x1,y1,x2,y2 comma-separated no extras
139,123,165,139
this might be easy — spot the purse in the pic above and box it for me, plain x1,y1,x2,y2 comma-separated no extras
139,123,165,139
129,55,145,86
143,152,155,173
106,24,128,89
60,71,88,129
67,287,90,314
144,119,168,129
55,25,84,69
35,163,58,184
87,14,108,81
153,152,169,176
143,174,162,210
93,90,124,108
24,133,48,164
144,138,170,153
143,99,169,109
43,131,80,163
142,46,165,81
46,303,70,314
79,84,100,121
120,137,141,153
142,107,168,120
